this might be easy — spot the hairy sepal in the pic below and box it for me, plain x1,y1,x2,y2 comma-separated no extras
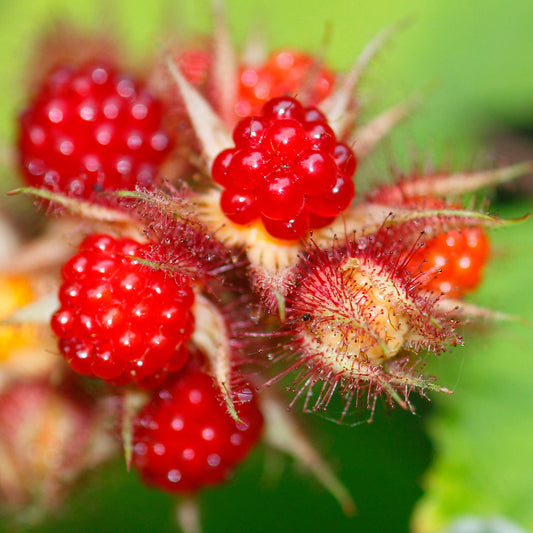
314,203,511,246
321,21,409,138
164,53,232,170
118,186,236,282
120,389,149,471
278,351,451,421
351,91,423,162
369,161,533,201
267,231,458,419
434,297,528,324
248,264,297,319
8,187,139,228
1,292,58,326
260,388,356,515
191,295,242,423
210,0,238,127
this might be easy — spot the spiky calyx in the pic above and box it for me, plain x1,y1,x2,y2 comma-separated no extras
274,232,458,418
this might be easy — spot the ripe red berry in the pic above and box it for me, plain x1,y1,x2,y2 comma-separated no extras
212,96,357,240
369,191,491,298
407,227,490,298
18,63,172,198
235,50,335,117
51,234,194,387
132,364,263,493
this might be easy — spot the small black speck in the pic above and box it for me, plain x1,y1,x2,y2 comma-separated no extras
302,313,311,321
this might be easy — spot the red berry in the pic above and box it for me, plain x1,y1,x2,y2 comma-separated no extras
132,365,263,493
265,119,306,159
382,194,491,297
232,116,268,147
302,121,336,152
333,142,357,178
262,96,305,122
18,63,172,198
227,149,270,189
51,234,194,386
305,174,356,217
211,96,357,240
257,172,305,221
211,148,234,188
406,227,490,298
261,208,310,240
220,188,259,224
235,50,335,117
294,151,337,196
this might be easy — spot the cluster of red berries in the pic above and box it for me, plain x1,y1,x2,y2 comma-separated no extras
47,232,264,493
235,50,334,117
51,234,194,387
8,17,502,519
212,96,357,240
406,227,490,298
376,194,492,298
18,63,172,198
133,364,263,493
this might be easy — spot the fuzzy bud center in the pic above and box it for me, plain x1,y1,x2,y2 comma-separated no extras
298,257,410,369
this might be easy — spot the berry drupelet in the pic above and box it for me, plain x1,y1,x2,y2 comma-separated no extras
212,96,357,241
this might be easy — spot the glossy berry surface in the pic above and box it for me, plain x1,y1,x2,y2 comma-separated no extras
406,227,490,298
18,63,172,198
212,96,357,240
51,234,194,387
235,50,334,117
132,365,263,493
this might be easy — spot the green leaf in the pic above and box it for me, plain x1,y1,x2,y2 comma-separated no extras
413,201,533,533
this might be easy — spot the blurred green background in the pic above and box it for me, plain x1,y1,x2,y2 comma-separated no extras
0,1,532,532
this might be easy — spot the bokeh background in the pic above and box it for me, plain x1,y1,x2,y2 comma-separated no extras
0,0,532,532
